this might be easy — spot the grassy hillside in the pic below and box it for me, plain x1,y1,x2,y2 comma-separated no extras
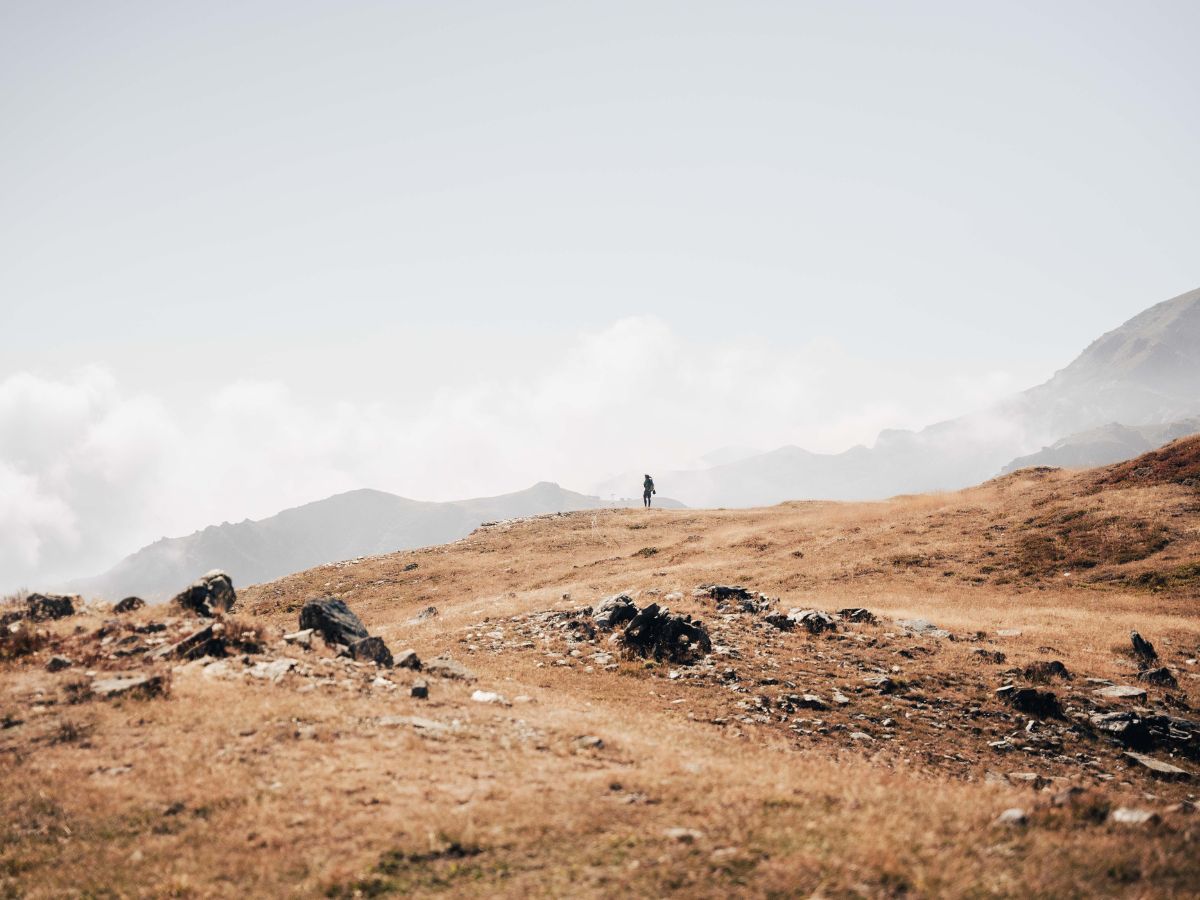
3,440,1199,897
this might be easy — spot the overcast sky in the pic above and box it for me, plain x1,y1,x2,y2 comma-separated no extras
2,1,1198,589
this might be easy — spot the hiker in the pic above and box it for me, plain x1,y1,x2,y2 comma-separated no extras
643,474,655,508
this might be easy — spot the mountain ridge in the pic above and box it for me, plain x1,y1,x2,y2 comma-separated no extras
68,482,685,601
607,286,1200,506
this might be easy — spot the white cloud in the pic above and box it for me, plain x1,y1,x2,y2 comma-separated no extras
0,317,1037,592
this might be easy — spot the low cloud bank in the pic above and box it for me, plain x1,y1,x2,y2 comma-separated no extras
0,317,1034,591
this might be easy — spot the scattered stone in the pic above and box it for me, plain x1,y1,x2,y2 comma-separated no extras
1094,685,1147,702
972,648,1007,664
994,808,1027,827
172,571,236,617
831,690,850,706
410,679,429,699
1130,630,1158,667
995,628,1022,638
703,585,754,603
45,655,73,672
377,715,446,733
1007,772,1048,788
283,628,314,649
763,613,794,631
796,693,827,710
863,674,899,693
594,594,638,629
1110,807,1158,825
154,624,221,661
403,562,419,572
1124,751,1192,781
299,597,369,646
898,618,949,638
789,609,837,634
394,649,421,670
996,685,1062,718
664,827,704,843
470,690,506,705
1138,667,1178,688
414,606,439,621
575,735,604,750
91,674,166,700
837,607,877,624
113,596,145,614
348,636,394,667
1022,660,1071,682
25,593,76,621
425,656,476,681
248,659,295,683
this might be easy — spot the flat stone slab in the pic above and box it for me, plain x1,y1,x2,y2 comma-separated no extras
424,656,477,681
1125,751,1192,780
1094,685,1148,701
92,674,166,700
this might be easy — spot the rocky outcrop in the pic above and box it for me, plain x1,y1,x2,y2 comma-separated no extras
615,602,711,663
299,597,369,647
172,571,236,617
25,593,76,621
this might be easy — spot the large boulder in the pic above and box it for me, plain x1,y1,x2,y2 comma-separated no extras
25,593,76,621
299,597,369,647
172,571,236,617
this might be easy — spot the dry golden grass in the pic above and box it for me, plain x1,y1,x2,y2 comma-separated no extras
3,446,1200,898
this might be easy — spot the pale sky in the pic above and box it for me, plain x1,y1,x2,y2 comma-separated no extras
2,1,1198,588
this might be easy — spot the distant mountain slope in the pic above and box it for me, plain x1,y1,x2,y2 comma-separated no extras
1001,418,1200,474
69,483,684,601
617,286,1200,506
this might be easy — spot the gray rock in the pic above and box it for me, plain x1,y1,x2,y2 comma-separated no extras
25,593,76,621
282,628,314,649
897,618,949,638
994,808,1027,827
410,679,428,699
1110,807,1158,825
154,624,221,661
248,659,296,682
172,571,236,617
45,655,73,672
424,656,476,681
1130,630,1158,667
619,603,712,662
394,649,421,670
574,735,604,750
763,613,794,631
996,685,1062,718
1138,666,1178,688
972,648,1007,664
113,596,145,614
1094,685,1147,702
299,597,369,646
92,674,166,700
837,607,877,624
1022,660,1071,682
788,609,838,634
1124,751,1192,780
594,593,638,629
414,606,439,621
348,636,393,667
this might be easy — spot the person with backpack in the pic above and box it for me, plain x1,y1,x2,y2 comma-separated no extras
643,474,656,508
